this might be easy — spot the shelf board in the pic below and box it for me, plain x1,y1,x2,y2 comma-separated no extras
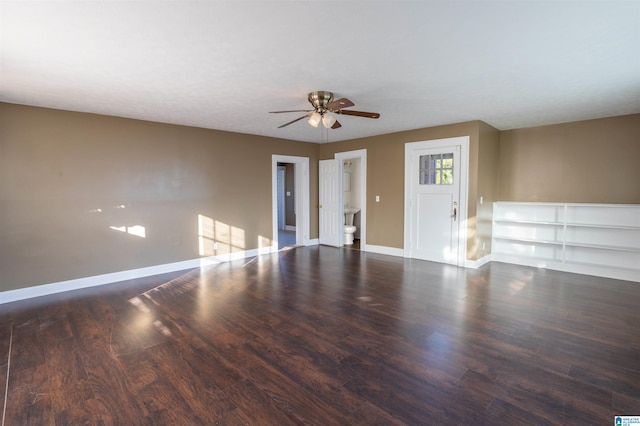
495,202,640,208
492,252,562,264
565,222,640,231
493,236,563,246
564,242,640,253
495,220,640,231
494,237,640,252
562,260,640,272
494,219,563,227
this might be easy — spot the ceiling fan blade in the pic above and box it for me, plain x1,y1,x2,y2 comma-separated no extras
331,120,342,129
326,97,355,111
277,114,309,128
338,109,380,119
270,109,312,114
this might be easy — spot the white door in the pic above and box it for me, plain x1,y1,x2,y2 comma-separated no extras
319,159,342,247
408,146,461,264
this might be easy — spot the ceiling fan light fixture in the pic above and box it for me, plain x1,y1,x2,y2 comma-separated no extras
272,91,380,129
322,113,337,128
308,111,321,127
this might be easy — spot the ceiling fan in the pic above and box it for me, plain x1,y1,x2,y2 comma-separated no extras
270,91,380,129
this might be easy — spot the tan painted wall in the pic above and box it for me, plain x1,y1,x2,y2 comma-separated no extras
498,114,640,203
474,122,501,259
0,103,319,291
319,121,483,258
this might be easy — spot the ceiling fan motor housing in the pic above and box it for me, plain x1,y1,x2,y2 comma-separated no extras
308,91,334,111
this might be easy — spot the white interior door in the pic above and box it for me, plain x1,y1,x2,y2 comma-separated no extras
319,159,342,247
408,146,461,264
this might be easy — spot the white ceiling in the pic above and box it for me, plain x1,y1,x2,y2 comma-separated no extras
1,1,639,143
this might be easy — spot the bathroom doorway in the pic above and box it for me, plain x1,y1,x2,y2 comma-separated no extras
336,149,366,251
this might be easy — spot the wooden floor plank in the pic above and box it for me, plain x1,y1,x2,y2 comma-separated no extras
4,363,52,426
145,341,237,422
0,246,638,424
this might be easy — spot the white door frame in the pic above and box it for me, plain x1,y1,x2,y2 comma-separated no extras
335,149,367,251
272,155,310,250
404,137,469,265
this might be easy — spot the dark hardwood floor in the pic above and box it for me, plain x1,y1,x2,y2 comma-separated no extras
1,246,639,425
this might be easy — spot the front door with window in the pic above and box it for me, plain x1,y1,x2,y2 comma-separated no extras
407,145,462,264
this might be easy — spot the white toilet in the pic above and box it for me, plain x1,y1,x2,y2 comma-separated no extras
343,208,359,245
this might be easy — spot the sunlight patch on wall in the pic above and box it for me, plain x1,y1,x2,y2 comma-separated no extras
198,214,246,256
110,224,146,238
198,214,215,256
259,235,272,249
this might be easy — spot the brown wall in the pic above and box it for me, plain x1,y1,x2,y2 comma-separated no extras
498,114,640,203
0,103,318,291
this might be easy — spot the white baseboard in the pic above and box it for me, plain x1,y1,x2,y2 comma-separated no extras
0,246,277,305
364,244,404,257
465,255,491,269
306,238,319,246
284,225,296,231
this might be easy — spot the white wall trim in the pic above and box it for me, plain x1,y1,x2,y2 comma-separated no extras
0,246,277,305
306,238,319,246
284,225,296,231
364,244,404,258
464,255,491,269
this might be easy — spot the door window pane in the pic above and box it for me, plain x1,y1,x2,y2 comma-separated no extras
419,153,454,185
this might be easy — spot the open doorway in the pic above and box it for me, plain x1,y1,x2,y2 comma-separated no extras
277,162,296,249
336,149,366,251
272,155,310,251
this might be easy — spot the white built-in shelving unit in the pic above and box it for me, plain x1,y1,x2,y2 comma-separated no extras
492,202,640,282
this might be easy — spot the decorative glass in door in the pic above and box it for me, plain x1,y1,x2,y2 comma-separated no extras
419,153,454,185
